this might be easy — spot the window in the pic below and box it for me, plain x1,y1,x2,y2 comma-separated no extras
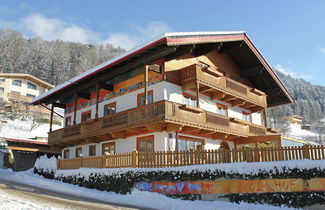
10,90,20,95
217,103,228,116
65,116,71,127
104,102,116,116
178,136,204,151
89,145,96,156
242,112,251,123
63,149,70,158
81,110,91,122
0,78,5,82
75,147,82,157
26,93,36,98
137,135,154,152
137,90,153,107
102,142,115,154
27,82,37,90
12,80,22,87
0,87,4,92
183,92,197,107
0,97,3,103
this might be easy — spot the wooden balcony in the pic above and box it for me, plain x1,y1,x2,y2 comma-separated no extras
49,101,267,147
7,93,33,103
179,64,267,111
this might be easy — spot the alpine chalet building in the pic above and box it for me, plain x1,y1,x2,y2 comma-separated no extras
32,31,293,159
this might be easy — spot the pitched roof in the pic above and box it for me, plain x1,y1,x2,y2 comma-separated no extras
32,31,293,107
0,73,53,89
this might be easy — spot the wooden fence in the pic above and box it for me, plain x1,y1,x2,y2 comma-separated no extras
57,145,325,170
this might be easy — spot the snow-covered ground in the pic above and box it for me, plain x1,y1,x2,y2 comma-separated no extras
0,117,61,139
0,168,293,210
288,124,318,140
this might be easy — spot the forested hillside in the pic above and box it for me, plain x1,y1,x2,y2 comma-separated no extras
0,29,125,86
268,70,325,125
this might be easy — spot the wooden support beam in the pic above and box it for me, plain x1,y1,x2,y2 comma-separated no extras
210,92,226,100
192,43,223,57
223,95,237,102
200,86,213,93
144,65,148,105
128,127,146,133
166,124,183,132
110,131,127,139
165,45,195,61
182,126,200,132
49,104,54,132
218,41,244,54
196,82,200,108
241,66,264,77
146,123,165,132
73,93,78,125
182,82,196,91
231,100,246,107
263,108,268,128
95,82,100,119
199,130,216,135
212,133,227,140
147,64,161,73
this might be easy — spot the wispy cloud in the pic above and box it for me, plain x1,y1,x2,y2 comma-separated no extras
0,13,171,50
274,64,312,80
103,21,171,50
317,46,325,54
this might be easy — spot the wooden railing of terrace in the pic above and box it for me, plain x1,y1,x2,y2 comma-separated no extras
57,145,325,170
49,100,264,146
179,64,267,111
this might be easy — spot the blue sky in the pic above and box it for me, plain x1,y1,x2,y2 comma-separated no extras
1,0,325,85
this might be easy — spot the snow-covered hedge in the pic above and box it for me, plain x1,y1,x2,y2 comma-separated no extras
34,159,325,207
34,155,57,179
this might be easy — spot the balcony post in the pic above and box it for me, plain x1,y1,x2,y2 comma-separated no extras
196,81,200,108
49,103,54,132
95,82,100,119
73,93,78,125
263,108,267,128
144,65,148,105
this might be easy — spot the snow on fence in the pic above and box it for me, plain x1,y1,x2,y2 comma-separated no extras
57,145,325,170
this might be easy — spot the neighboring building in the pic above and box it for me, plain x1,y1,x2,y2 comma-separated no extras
0,137,60,171
284,115,303,126
0,73,53,104
32,31,294,159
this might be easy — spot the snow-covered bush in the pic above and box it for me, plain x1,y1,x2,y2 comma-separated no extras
34,155,57,179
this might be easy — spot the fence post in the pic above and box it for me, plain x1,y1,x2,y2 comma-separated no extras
132,150,139,168
302,145,310,159
57,159,60,169
80,156,83,168
254,147,260,162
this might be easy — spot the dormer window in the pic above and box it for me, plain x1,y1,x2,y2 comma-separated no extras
27,82,37,90
12,80,22,87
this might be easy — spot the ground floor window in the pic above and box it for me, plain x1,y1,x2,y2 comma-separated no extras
89,145,96,156
178,136,204,151
137,135,154,152
75,147,82,157
102,142,115,154
63,149,69,158
65,116,71,127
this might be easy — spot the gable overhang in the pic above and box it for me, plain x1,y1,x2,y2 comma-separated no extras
32,31,293,107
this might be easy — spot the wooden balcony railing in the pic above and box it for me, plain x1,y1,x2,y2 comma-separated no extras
57,145,325,170
179,64,267,110
49,101,266,146
7,93,33,103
